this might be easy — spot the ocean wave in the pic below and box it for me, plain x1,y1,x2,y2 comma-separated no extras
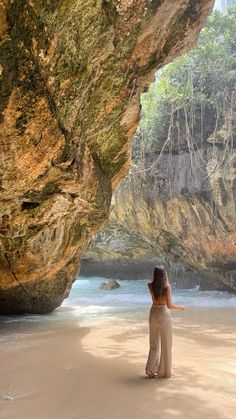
67,278,236,309
173,292,236,308
1,279,236,333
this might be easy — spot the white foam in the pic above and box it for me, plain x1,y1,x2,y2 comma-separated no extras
1,279,236,336
173,291,236,308
67,278,236,309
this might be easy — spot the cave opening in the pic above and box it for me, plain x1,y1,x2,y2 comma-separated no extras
80,4,236,294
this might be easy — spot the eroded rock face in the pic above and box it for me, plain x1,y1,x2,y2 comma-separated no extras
0,0,213,313
83,98,236,291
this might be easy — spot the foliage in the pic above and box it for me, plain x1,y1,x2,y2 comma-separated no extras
202,233,236,263
135,6,236,150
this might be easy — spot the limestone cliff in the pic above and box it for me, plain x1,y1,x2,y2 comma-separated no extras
0,0,213,313
83,89,236,291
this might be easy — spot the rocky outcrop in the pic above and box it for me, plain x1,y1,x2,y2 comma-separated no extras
99,279,120,290
0,0,213,313
83,95,236,291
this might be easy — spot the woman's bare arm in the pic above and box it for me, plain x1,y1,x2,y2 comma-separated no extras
166,286,186,311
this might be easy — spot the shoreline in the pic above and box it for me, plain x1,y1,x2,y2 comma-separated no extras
80,259,236,292
0,307,235,419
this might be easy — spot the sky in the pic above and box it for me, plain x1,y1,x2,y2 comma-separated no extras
214,0,236,10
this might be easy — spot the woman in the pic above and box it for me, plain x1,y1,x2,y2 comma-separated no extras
145,265,185,379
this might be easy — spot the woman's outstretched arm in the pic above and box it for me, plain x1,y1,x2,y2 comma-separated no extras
166,286,186,311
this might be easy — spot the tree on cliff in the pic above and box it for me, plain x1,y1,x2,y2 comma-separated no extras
136,6,236,162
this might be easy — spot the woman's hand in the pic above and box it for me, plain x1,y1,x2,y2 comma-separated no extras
179,305,186,311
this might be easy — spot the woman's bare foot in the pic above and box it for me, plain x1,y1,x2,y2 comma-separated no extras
145,369,156,378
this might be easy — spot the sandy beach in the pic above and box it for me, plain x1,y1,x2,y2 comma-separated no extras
0,307,235,419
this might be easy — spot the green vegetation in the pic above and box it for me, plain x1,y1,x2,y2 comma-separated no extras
136,6,236,149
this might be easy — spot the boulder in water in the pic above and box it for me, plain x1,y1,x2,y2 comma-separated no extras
100,279,120,290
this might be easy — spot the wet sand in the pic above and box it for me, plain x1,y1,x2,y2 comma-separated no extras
0,308,235,419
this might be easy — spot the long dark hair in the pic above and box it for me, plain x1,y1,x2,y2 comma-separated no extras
151,266,169,299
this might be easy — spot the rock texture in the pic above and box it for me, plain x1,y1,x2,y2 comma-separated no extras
83,96,236,291
0,0,213,313
99,278,120,290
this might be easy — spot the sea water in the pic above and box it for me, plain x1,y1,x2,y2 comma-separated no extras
63,276,236,323
1,276,236,332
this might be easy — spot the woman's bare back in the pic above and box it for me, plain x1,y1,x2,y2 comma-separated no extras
148,282,168,305
148,281,185,311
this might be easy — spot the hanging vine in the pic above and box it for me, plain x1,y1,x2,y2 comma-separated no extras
131,5,236,212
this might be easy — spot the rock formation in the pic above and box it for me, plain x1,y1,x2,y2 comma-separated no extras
83,89,236,291
99,278,120,290
0,0,213,313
